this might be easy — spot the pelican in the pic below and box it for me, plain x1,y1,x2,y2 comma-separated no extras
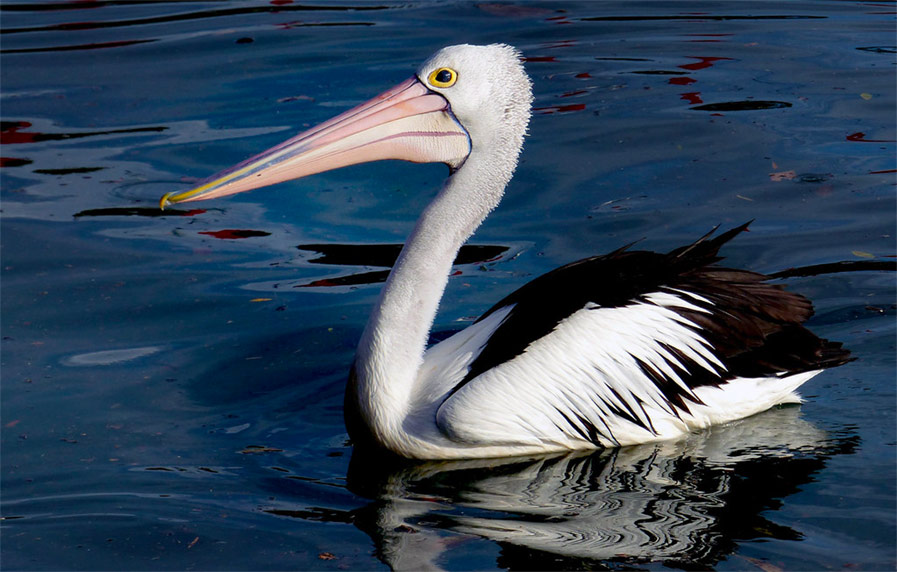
161,44,849,459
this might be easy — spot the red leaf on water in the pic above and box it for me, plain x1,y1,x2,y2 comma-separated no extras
1,122,37,144
534,103,585,114
199,230,271,240
678,57,732,71
847,132,896,143
299,279,337,288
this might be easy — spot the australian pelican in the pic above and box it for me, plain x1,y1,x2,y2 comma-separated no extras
161,44,849,459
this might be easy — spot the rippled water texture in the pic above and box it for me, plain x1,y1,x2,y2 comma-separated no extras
2,1,895,570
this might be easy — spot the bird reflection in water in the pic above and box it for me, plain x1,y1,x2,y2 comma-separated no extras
265,406,856,570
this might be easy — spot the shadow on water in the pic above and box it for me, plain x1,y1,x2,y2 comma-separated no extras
293,243,512,287
263,407,857,570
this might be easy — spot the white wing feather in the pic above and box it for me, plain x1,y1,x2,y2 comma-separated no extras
435,293,817,450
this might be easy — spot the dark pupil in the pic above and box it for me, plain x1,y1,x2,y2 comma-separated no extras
435,69,453,84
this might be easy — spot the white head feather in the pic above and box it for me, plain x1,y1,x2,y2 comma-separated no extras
418,44,533,167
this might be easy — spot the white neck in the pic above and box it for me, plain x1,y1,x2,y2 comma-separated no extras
350,150,516,453
346,43,533,454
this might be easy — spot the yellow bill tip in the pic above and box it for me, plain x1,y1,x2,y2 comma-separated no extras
159,192,175,211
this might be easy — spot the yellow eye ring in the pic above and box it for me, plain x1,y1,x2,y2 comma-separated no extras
427,67,458,88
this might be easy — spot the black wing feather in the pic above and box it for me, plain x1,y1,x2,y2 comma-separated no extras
451,223,850,399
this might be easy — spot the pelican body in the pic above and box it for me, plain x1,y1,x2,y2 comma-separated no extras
161,44,849,459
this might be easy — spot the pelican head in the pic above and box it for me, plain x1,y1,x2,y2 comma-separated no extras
160,43,532,208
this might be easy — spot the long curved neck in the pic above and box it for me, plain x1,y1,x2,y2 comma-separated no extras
348,151,514,453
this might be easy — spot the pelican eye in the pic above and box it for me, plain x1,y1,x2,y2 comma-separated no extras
428,67,457,88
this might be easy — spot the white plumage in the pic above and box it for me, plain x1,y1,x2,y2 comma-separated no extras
161,44,849,459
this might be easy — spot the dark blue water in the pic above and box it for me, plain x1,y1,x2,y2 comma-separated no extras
2,1,894,570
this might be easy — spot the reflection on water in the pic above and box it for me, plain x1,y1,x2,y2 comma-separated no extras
267,407,856,570
62,345,162,366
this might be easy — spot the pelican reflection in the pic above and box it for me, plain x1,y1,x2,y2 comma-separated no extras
266,406,856,570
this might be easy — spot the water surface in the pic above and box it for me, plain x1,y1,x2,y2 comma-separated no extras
2,1,895,570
